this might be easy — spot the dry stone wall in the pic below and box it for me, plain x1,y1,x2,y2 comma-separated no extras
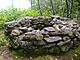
4,16,80,53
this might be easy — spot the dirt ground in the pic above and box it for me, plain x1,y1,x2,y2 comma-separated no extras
0,46,80,60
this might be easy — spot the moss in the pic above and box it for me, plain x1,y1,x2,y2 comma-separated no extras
35,34,43,41
11,30,22,36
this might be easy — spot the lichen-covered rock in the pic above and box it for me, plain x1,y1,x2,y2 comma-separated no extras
11,29,22,36
4,16,80,53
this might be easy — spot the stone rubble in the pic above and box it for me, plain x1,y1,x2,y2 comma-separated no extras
4,16,80,52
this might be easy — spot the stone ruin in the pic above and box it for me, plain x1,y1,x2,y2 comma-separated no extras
4,16,80,53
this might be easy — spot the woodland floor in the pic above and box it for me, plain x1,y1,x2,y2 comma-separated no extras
0,46,80,60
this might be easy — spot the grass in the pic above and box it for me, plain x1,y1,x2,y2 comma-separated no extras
0,30,8,46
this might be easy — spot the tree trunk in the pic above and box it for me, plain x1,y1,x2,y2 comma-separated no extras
50,0,55,15
65,0,69,18
42,0,46,7
59,0,62,16
70,0,73,18
37,0,42,16
11,0,14,8
76,0,80,23
19,0,20,10
77,7,80,23
31,0,33,9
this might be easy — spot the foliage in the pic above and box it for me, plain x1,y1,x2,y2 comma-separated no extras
31,0,79,17
0,31,8,46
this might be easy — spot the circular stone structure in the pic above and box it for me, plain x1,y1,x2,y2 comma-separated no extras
4,16,80,53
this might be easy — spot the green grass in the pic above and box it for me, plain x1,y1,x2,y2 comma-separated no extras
0,30,8,46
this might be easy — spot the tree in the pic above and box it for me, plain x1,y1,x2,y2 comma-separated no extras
69,0,73,18
76,0,80,21
50,0,55,15
37,0,42,16
28,0,79,17
11,0,14,8
19,0,20,10
65,0,69,17
31,0,33,9
59,0,63,16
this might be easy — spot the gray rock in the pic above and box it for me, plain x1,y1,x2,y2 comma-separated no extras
44,27,56,32
78,27,80,31
4,21,16,25
44,36,62,43
28,27,34,31
33,40,46,46
41,30,48,35
48,31,61,36
60,27,72,34
74,31,80,39
19,27,28,31
20,41,33,46
63,36,70,41
57,40,71,46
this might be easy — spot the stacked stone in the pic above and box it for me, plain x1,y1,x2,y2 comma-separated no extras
4,16,80,52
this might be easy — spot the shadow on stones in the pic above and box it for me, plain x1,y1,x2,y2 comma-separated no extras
9,47,65,58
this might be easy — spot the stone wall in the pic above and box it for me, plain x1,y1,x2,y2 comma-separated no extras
4,16,80,53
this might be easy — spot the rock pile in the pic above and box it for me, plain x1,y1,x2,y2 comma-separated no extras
4,16,80,53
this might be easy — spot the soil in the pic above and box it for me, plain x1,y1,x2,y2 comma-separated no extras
0,46,80,60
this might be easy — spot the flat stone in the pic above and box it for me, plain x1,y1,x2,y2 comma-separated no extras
7,25,14,28
74,31,80,39
63,36,70,41
44,36,62,43
20,41,33,46
62,21,68,25
60,27,72,34
78,27,80,31
57,40,70,46
28,27,34,31
41,30,48,35
44,27,56,32
51,15,60,19
25,32,35,35
49,19,56,25
24,16,33,20
53,24,60,31
18,35,25,41
48,31,62,36
19,27,28,31
56,20,62,24
33,40,46,46
4,21,16,25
